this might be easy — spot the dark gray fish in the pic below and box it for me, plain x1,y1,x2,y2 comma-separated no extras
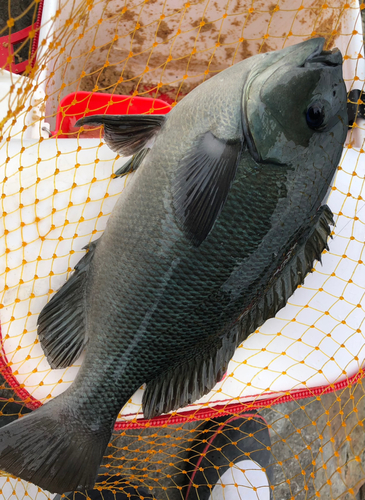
0,38,347,493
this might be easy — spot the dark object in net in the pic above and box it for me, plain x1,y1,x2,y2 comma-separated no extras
347,89,365,128
0,401,32,428
0,0,38,65
54,475,154,500
182,411,274,500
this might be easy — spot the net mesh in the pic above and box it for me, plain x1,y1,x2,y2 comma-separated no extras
0,0,364,498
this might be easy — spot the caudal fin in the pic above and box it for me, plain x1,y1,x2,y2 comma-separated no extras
0,397,112,493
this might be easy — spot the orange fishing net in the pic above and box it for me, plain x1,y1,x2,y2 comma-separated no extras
0,0,364,498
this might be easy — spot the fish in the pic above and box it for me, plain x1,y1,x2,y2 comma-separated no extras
0,37,347,493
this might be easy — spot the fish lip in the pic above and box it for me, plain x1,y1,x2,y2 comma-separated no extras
304,47,343,67
303,37,342,67
303,37,325,60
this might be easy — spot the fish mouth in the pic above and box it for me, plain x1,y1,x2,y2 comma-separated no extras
304,45,342,67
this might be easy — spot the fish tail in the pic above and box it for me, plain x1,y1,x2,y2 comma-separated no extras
0,394,112,493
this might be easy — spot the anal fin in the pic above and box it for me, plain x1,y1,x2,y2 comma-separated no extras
142,326,240,419
37,240,98,369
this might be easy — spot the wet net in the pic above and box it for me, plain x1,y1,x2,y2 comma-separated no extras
0,0,364,498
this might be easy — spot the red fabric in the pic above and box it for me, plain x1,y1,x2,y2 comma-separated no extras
0,0,44,74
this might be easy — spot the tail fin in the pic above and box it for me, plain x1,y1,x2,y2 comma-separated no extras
0,397,112,493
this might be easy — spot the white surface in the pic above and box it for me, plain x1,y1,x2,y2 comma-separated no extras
0,0,364,422
0,476,54,500
211,460,270,500
0,70,48,140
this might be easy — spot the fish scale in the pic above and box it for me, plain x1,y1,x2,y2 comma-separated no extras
0,38,348,493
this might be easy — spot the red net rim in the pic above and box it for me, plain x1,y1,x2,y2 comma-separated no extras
1,322,363,429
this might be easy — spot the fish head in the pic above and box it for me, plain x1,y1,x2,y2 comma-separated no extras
243,38,348,167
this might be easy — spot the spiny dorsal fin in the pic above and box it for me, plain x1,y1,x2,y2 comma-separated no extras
37,240,99,369
114,148,150,177
142,326,240,419
172,131,242,247
75,115,166,156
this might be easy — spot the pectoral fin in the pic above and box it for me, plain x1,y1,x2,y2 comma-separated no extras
75,115,166,156
172,132,243,247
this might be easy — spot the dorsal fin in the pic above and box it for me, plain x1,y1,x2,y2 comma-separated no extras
114,148,150,177
75,115,166,156
37,240,99,369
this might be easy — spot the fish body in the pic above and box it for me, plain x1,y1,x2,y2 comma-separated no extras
0,38,347,492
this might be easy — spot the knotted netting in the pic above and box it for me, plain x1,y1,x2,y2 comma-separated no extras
0,0,364,498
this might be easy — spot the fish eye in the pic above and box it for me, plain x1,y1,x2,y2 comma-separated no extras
306,101,326,130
